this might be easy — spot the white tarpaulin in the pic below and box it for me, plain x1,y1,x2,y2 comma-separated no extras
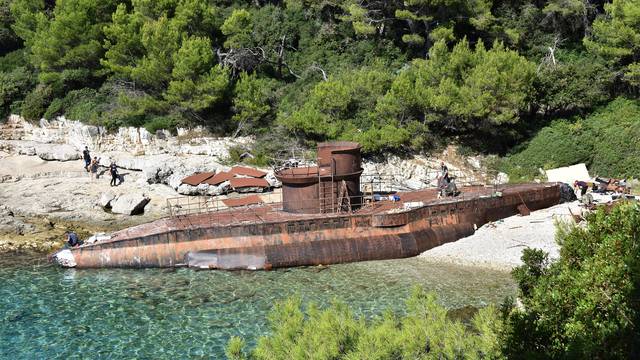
545,163,590,185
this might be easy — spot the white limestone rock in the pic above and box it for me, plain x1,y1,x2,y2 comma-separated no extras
497,172,509,185
235,186,266,194
167,171,189,190
265,172,282,188
403,178,425,190
177,183,199,195
13,142,36,156
195,183,210,194
99,192,116,209
3,115,254,160
205,180,231,196
36,144,81,161
466,157,482,169
110,194,151,215
0,206,36,235
143,162,173,184
85,232,111,244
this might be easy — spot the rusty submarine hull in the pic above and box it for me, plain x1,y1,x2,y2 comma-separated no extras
51,142,564,270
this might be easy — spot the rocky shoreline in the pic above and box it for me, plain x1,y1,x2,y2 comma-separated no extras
0,115,499,258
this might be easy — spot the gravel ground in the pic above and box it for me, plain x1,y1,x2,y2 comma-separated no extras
419,201,584,271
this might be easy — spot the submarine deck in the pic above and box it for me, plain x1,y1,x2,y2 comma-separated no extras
101,183,547,246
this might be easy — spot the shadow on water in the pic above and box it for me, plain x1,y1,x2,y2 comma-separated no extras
0,253,515,359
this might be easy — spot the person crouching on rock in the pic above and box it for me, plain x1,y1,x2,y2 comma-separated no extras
82,146,91,172
109,161,119,187
64,231,83,248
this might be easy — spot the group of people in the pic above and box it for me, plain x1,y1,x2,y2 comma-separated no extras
437,161,459,198
82,146,121,187
573,177,629,197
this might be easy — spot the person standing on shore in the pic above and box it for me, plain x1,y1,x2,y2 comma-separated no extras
440,161,449,183
109,161,119,187
89,156,99,181
82,146,91,172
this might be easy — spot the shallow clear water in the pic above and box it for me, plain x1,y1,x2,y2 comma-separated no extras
0,255,515,359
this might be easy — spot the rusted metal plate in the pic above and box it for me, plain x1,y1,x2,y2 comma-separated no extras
371,212,408,227
223,195,264,207
317,141,361,168
229,177,270,189
282,181,319,213
230,166,267,178
331,148,361,176
205,171,234,185
181,172,215,186
276,166,319,178
517,204,531,216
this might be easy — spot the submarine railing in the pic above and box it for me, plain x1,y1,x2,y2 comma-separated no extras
165,187,497,218
165,168,507,227
164,185,519,228
165,169,494,219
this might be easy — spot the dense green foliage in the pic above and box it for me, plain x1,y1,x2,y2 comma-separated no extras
502,98,640,180
0,0,638,157
226,287,504,360
504,202,640,359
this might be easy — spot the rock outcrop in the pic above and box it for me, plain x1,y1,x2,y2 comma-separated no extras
177,183,199,195
110,194,151,215
0,205,36,235
207,180,231,196
36,144,81,161
2,114,252,158
99,192,116,209
1,114,492,197
360,147,494,191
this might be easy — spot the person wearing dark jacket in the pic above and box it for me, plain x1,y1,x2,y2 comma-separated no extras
109,161,119,187
64,231,82,248
574,180,589,197
82,146,91,172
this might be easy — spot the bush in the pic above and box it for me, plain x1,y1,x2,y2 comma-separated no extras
501,119,591,181
587,99,640,178
227,287,504,360
103,90,173,130
43,88,107,123
504,202,640,359
0,65,34,117
20,84,54,121
225,144,249,165
225,129,299,167
42,97,63,119
143,116,178,134
0,49,28,72
502,98,640,180
534,51,611,115
279,63,403,153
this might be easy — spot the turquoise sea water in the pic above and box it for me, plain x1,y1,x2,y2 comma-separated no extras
0,255,516,359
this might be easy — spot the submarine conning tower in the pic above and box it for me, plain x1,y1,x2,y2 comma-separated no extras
275,141,363,214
